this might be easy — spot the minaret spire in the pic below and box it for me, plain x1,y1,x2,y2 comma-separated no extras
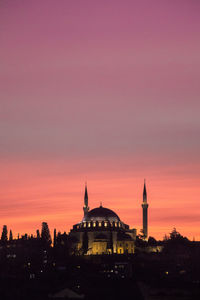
142,179,149,240
84,182,88,207
83,182,89,218
143,179,147,203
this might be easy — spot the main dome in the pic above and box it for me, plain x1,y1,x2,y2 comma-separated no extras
84,206,120,222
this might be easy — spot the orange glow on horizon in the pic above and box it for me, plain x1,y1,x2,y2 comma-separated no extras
1,159,200,241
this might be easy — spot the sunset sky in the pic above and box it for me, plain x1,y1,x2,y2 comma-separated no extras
1,0,200,240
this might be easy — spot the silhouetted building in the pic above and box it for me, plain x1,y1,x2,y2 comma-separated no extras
69,183,148,255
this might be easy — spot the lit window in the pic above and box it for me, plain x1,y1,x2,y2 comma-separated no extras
84,223,86,228
93,222,96,227
115,222,118,227
105,222,108,227
99,222,101,227
88,222,91,227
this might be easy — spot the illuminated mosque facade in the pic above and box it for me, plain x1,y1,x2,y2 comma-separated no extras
69,182,148,255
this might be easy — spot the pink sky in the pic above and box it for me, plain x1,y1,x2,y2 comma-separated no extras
0,0,200,240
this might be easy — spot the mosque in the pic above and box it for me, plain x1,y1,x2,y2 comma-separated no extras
69,182,149,255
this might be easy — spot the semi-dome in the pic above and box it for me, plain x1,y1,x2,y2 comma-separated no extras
84,206,120,222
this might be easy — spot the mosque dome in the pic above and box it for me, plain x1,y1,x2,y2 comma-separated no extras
84,206,120,222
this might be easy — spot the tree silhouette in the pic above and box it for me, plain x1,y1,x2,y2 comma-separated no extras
163,228,189,254
1,225,8,242
168,228,189,244
53,228,57,247
9,229,13,241
41,222,52,246
170,228,183,240
135,235,148,249
148,236,157,245
138,229,145,240
36,229,40,239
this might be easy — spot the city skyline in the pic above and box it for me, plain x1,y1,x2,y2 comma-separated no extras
1,0,200,240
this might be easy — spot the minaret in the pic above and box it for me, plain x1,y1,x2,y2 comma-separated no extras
83,183,89,218
142,179,149,240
